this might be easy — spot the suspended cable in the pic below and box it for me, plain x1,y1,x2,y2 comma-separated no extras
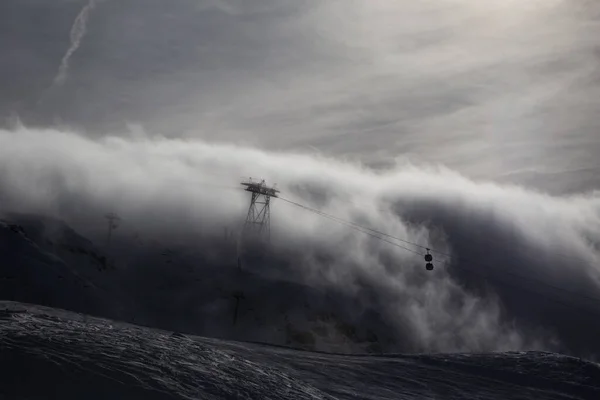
121,180,598,306
286,200,425,257
304,191,585,263
278,193,592,269
279,197,435,254
278,195,600,308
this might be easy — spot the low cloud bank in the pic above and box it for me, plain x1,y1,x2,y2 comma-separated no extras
1,126,599,356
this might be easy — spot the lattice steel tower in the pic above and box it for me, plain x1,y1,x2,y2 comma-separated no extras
104,212,121,248
241,178,279,240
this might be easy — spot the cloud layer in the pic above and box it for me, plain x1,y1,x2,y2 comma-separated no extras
2,0,599,193
1,126,599,356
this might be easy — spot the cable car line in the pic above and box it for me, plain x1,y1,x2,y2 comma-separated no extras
280,197,424,256
278,196,600,308
278,194,593,270
279,197,436,255
282,189,584,263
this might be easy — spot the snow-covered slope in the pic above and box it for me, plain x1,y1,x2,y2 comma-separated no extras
0,218,101,313
1,301,599,400
0,213,394,353
0,213,127,318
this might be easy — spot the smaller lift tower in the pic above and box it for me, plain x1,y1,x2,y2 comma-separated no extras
241,178,279,241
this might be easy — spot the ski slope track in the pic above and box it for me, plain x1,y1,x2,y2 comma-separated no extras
1,302,599,400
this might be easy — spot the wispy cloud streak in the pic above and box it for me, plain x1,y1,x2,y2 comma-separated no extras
52,0,98,87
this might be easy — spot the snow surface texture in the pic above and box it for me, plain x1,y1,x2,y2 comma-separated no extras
1,302,599,400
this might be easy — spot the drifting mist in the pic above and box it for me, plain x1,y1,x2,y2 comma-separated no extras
1,126,599,356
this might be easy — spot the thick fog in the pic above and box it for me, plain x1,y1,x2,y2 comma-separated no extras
1,126,599,356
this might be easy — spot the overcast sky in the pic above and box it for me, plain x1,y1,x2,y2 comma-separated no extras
1,0,600,192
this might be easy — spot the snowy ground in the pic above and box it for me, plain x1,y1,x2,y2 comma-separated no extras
1,302,599,400
0,213,405,354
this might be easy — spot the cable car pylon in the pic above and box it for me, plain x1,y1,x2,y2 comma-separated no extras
240,178,279,242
